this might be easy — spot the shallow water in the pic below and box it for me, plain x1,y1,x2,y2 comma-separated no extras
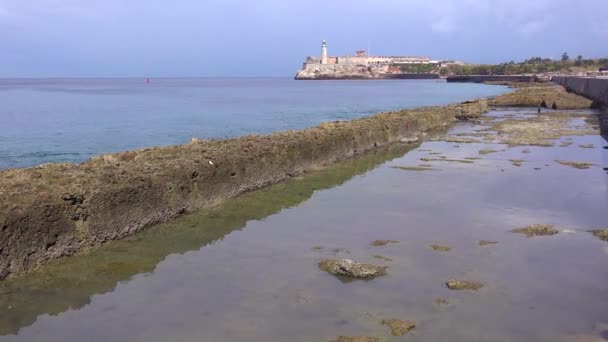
1,108,607,342
0,78,508,169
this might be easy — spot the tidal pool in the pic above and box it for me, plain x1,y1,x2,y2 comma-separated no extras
1,108,607,342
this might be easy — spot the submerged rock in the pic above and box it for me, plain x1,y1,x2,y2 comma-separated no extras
590,229,608,242
430,244,451,252
435,298,449,305
509,159,525,167
370,240,399,247
511,224,559,237
555,160,596,169
318,259,387,279
479,148,500,155
479,240,499,246
381,319,416,336
330,337,379,342
445,279,484,291
391,166,435,171
373,255,393,262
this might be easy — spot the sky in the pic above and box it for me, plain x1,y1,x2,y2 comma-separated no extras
0,0,607,77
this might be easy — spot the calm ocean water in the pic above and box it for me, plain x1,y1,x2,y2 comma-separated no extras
0,78,508,169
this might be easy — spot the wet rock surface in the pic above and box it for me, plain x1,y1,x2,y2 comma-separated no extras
370,240,399,247
318,259,387,279
391,166,436,171
488,84,593,109
512,224,559,237
555,160,596,169
430,244,452,252
435,298,449,305
381,318,416,336
446,279,484,291
590,229,608,242
479,240,499,246
330,337,379,342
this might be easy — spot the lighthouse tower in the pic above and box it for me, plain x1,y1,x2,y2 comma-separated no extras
321,40,328,65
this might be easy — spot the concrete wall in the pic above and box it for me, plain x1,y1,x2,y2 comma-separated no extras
447,75,538,83
551,77,608,107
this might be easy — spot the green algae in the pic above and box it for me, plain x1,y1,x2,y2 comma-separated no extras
0,143,414,336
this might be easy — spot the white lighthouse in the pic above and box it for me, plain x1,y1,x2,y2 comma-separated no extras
321,40,328,65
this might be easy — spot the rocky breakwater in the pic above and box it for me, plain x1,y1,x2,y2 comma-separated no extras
0,100,488,281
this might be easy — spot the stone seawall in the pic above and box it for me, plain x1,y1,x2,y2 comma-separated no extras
551,77,608,107
0,100,490,281
551,77,608,136
447,75,538,83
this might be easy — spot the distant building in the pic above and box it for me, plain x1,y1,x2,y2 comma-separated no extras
296,41,449,80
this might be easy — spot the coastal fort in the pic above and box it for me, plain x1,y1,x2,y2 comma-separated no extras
295,40,459,80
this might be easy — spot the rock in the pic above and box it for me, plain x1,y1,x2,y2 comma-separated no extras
445,279,484,291
590,229,608,242
400,136,419,143
579,144,595,148
430,244,451,252
479,240,498,246
370,240,399,247
509,159,525,167
381,319,416,336
391,166,435,171
318,259,387,279
479,148,500,155
511,224,559,237
373,255,392,262
330,337,379,342
555,160,596,169
435,298,449,305
454,100,489,120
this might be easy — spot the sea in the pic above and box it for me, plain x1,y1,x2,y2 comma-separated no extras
0,78,508,169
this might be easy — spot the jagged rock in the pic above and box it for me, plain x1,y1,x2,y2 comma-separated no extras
445,279,484,291
511,224,559,237
381,319,416,336
318,259,387,279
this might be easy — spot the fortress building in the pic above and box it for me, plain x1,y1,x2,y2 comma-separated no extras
295,40,450,80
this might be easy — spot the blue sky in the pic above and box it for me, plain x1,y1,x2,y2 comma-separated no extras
1,0,607,77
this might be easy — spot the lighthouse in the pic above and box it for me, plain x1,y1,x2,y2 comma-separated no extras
321,40,328,65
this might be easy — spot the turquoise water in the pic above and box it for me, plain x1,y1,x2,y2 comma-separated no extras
0,78,508,169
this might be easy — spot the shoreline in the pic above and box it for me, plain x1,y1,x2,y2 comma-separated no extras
0,82,594,281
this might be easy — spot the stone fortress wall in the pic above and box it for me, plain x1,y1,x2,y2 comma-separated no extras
296,41,449,80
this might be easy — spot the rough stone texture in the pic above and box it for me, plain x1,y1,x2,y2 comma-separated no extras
454,100,489,120
318,259,387,279
381,319,416,336
445,279,484,291
552,76,608,108
488,84,593,109
0,103,468,281
511,224,559,237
